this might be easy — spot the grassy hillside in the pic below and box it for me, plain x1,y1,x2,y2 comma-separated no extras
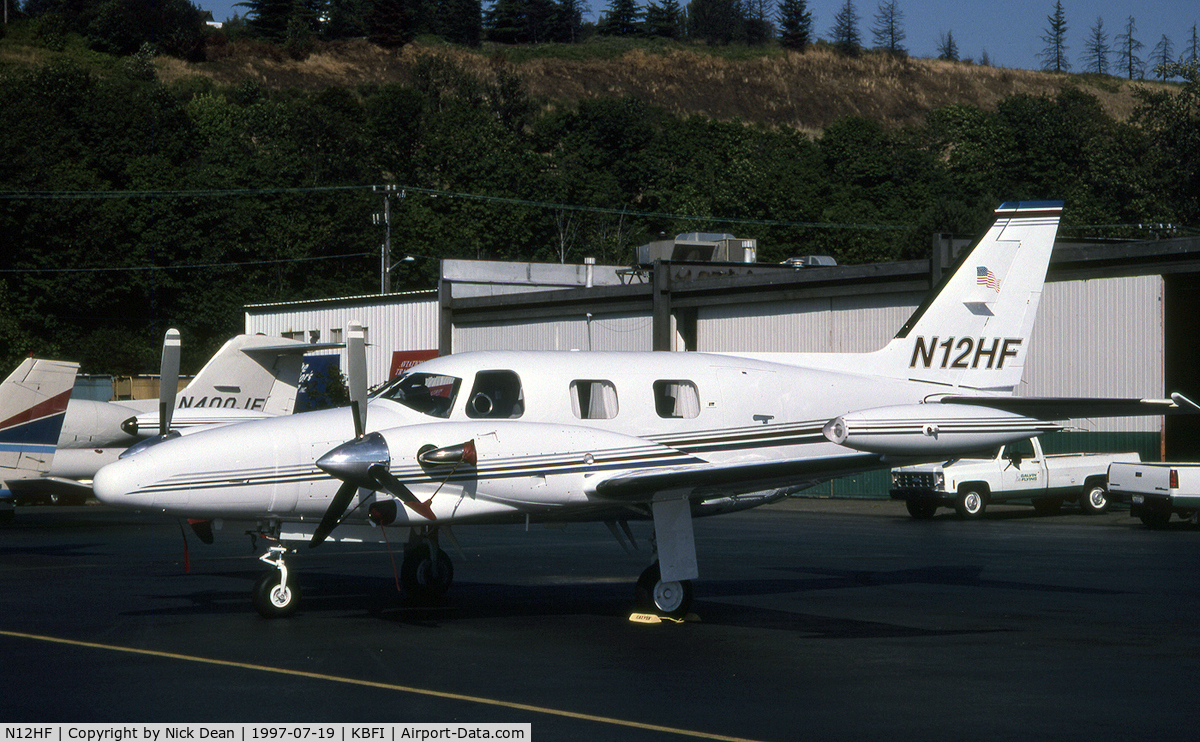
150,37,1170,134
1,26,1171,134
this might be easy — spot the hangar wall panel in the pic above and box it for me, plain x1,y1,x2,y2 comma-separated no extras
697,293,925,353
1023,275,1163,435
454,313,654,353
245,296,439,388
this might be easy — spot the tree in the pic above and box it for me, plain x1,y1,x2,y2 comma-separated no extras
1115,16,1144,80
776,0,813,52
689,0,742,45
437,0,483,46
644,0,681,39
829,0,861,56
743,0,774,44
368,0,418,48
1151,35,1175,80
598,0,641,36
1189,24,1199,64
556,0,586,42
937,30,958,61
324,0,370,39
240,0,292,40
1080,16,1110,75
871,0,904,55
1133,60,1200,225
1038,0,1070,73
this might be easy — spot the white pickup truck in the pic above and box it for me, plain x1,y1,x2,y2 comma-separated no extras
1107,461,1200,528
890,437,1140,519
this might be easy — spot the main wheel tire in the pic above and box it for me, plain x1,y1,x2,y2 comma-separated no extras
635,562,693,619
1079,483,1109,514
252,571,301,619
955,488,988,519
905,499,937,519
400,543,454,600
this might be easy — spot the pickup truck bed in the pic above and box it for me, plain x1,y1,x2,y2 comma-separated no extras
1107,461,1200,528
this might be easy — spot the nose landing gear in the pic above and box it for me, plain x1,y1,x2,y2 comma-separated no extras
252,544,301,618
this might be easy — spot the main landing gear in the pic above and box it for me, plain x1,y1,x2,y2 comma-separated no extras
249,523,696,621
635,562,694,619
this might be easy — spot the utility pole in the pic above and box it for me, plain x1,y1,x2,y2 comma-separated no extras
372,185,403,294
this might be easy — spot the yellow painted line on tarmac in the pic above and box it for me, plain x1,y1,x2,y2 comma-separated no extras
1,629,768,742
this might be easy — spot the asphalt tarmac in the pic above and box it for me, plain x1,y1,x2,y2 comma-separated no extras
2,498,1199,741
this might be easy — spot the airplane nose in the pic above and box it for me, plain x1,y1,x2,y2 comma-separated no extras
92,457,144,507
316,431,390,488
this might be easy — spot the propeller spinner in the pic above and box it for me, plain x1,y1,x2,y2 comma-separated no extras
309,321,436,548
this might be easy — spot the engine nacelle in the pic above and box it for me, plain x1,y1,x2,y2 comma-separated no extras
823,404,1062,456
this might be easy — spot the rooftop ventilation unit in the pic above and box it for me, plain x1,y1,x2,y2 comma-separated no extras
636,234,757,266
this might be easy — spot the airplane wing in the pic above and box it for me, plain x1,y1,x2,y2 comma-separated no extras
937,393,1200,419
3,476,94,502
593,452,889,501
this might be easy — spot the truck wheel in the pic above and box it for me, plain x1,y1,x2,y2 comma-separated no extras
905,499,937,519
1079,482,1109,514
955,488,987,519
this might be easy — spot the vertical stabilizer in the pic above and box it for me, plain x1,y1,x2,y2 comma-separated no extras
0,358,79,478
176,334,316,415
872,201,1063,392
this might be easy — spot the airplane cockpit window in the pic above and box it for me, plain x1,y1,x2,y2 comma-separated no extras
466,370,524,419
375,373,460,418
570,380,619,419
654,380,700,419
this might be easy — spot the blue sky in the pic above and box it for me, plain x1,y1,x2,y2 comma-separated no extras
199,1,1198,74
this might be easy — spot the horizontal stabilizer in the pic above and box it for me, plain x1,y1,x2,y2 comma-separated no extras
824,404,1063,456
938,394,1200,419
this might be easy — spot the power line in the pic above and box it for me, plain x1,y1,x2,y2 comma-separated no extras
0,184,913,232
0,252,373,274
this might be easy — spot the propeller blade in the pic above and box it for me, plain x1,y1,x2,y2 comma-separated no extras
347,320,367,437
369,464,437,521
159,328,181,436
310,479,360,548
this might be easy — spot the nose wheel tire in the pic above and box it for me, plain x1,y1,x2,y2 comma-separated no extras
252,571,301,619
635,562,693,619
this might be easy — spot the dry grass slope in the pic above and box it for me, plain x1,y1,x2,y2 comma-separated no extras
151,39,1170,133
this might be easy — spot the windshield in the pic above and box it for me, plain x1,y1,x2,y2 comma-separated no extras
375,372,461,418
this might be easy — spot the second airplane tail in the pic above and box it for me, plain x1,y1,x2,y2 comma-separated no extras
0,358,79,478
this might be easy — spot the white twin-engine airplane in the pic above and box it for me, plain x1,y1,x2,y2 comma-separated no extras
93,202,1196,619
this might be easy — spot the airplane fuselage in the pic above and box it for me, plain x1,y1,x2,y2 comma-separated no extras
93,350,949,529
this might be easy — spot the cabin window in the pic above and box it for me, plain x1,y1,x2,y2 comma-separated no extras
570,380,619,419
654,380,700,419
376,373,460,418
466,370,524,419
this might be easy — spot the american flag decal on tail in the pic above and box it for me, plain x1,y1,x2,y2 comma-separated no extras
977,266,1000,292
